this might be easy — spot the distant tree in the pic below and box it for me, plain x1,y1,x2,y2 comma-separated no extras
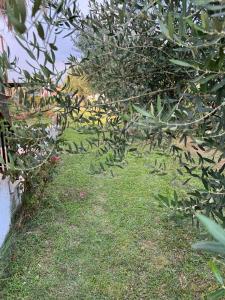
66,75,93,97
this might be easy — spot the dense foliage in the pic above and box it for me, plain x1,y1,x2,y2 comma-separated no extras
65,0,225,225
0,0,82,194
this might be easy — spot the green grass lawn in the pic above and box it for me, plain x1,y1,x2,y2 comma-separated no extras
0,129,215,299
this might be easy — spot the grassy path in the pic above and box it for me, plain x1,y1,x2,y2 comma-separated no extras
0,131,214,299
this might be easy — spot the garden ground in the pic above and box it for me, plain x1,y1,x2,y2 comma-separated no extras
0,129,216,299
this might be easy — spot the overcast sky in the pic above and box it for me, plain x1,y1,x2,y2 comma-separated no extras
0,0,90,80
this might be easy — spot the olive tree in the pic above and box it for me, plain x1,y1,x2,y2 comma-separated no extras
0,0,82,196
66,0,225,224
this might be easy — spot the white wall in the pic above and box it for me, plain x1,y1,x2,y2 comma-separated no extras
0,178,22,248
0,178,11,247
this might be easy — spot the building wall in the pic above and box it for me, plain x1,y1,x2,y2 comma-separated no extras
0,178,22,248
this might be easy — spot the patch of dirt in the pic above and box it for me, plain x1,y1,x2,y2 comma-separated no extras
178,272,188,289
151,255,170,270
60,188,88,201
140,240,158,251
139,240,169,270
175,136,225,169
69,224,78,230
171,250,187,265
92,204,105,215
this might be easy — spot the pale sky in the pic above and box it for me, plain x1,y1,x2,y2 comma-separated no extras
0,0,90,80
78,0,90,14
